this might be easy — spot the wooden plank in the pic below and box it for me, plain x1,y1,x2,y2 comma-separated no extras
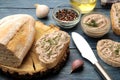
0,0,69,8
0,0,104,9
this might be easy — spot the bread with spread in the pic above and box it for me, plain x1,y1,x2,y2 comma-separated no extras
110,2,120,35
35,31,70,69
0,21,70,78
97,39,120,67
0,14,35,67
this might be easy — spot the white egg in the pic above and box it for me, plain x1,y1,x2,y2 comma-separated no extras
35,4,49,18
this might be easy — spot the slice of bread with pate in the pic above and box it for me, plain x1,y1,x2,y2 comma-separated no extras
110,2,120,35
97,39,120,67
35,31,70,69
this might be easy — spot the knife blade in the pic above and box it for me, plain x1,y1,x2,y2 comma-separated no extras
72,32,112,80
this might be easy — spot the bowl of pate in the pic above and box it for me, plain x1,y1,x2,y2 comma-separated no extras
81,12,110,38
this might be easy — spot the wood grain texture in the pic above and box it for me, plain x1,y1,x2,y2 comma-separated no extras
0,0,102,9
0,0,120,80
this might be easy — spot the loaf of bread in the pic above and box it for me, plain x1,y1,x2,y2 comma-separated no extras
0,14,35,67
110,2,120,35
35,31,70,69
97,39,120,67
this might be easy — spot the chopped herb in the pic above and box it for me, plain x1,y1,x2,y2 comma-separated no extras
114,44,120,56
115,49,119,55
42,41,45,46
48,39,57,45
85,19,98,27
47,39,53,45
47,50,52,58
119,18,120,23
53,36,58,40
45,46,50,52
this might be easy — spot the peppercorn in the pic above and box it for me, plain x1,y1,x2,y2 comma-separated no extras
55,9,78,21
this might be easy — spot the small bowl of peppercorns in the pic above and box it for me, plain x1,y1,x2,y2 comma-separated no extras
52,3,81,29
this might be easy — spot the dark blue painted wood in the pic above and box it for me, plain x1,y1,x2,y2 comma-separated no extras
0,0,106,9
0,0,120,80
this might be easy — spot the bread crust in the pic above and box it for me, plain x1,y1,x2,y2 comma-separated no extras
97,39,120,67
0,14,35,67
110,3,120,35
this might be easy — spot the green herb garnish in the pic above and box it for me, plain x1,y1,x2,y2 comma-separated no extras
85,19,98,27
114,44,120,56
45,46,50,52
47,50,52,58
46,37,59,45
115,49,119,55
118,18,120,23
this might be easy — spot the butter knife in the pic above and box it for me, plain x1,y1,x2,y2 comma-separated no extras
72,32,112,80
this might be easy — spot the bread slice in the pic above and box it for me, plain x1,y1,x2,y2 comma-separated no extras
97,39,120,67
35,31,70,69
0,14,35,67
110,2,120,35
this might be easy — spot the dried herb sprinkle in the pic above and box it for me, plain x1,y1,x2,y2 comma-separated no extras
85,19,98,27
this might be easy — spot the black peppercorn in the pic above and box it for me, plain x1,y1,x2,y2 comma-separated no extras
56,9,78,21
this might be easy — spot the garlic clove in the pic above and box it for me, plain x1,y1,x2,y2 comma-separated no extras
34,4,49,18
71,59,84,73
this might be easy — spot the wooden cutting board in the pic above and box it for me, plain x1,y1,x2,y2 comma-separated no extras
0,21,63,76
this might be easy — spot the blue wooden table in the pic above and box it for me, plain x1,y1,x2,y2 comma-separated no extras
0,0,120,80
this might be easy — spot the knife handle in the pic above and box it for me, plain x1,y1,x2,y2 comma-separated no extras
94,62,112,80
